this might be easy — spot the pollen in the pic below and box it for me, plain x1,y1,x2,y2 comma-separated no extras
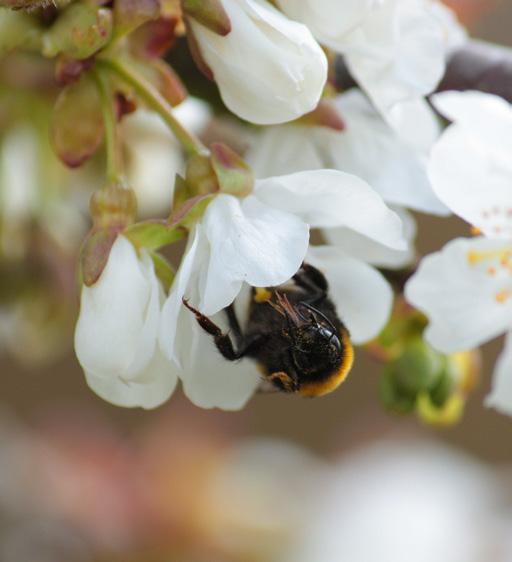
495,290,512,304
254,287,272,303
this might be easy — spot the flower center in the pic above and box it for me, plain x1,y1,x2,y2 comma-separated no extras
467,246,512,304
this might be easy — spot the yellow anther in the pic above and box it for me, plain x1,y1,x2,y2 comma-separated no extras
254,287,272,303
495,290,512,304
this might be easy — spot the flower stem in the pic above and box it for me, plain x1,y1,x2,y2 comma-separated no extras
93,68,123,186
98,58,208,157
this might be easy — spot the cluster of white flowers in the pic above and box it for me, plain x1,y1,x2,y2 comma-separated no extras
71,0,484,413
406,91,512,417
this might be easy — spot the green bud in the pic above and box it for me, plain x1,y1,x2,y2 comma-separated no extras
90,183,137,230
42,2,112,59
392,338,444,397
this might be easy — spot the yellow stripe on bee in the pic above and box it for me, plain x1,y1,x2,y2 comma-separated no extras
299,330,354,398
254,287,272,303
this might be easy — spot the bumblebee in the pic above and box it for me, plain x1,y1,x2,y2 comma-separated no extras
183,263,354,397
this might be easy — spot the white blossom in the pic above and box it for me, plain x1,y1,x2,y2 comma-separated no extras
122,98,211,218
429,90,512,238
159,170,405,409
280,439,501,562
406,91,512,416
75,235,178,409
189,0,327,125
276,0,465,129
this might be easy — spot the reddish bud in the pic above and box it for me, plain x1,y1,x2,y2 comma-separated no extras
51,74,104,168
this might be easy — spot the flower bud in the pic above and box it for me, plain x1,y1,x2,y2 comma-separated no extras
42,2,112,60
188,0,327,124
90,183,137,230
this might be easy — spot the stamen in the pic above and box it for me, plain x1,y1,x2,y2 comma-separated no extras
495,290,512,304
467,248,512,265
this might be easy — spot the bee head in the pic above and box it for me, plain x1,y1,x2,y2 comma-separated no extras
290,322,342,377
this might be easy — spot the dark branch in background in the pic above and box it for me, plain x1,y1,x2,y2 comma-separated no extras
334,40,512,103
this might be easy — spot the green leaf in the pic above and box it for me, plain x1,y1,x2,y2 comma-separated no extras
151,251,175,292
42,2,112,60
51,74,104,168
124,220,185,251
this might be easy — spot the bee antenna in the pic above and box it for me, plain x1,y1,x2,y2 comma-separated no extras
299,302,338,333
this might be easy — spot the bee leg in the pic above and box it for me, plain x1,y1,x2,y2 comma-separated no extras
268,371,298,393
183,299,243,361
225,304,244,347
293,263,328,304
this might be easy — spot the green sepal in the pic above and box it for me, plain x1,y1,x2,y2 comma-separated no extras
210,143,254,198
124,219,185,251
51,73,104,168
151,251,175,292
80,228,119,287
182,0,231,36
0,8,42,56
112,0,160,42
169,193,214,229
42,2,112,60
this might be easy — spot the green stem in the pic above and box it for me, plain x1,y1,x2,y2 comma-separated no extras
93,68,123,185
98,58,208,157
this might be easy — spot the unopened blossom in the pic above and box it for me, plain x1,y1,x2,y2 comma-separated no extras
276,0,465,129
75,235,177,409
122,98,211,218
406,91,512,416
159,170,405,409
189,0,327,125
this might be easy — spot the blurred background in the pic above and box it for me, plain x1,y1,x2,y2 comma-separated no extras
1,1,512,561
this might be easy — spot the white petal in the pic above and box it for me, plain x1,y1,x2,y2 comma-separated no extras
255,170,406,250
307,246,393,344
325,207,417,269
486,331,512,417
430,91,512,150
159,224,209,365
74,235,158,380
85,348,178,409
429,124,512,238
179,311,261,410
276,0,377,51
246,124,325,179
190,0,327,125
123,100,211,218
345,0,446,117
329,92,447,215
200,193,308,315
405,237,512,353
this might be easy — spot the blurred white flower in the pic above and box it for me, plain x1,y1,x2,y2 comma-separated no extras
406,91,512,416
75,235,177,409
281,439,501,562
429,90,512,238
122,98,211,218
159,170,405,409
189,0,327,125
277,0,465,130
